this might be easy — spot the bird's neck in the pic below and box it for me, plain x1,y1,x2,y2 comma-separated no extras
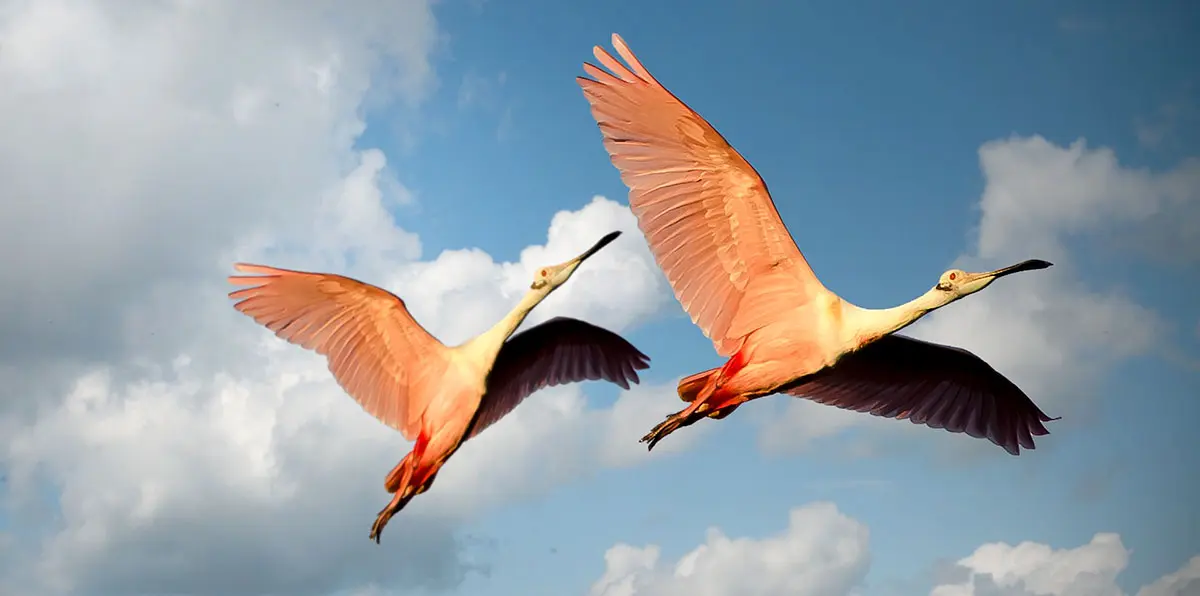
462,287,548,367
844,289,947,346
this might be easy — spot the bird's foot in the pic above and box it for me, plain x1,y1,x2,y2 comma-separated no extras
640,413,685,451
369,506,396,544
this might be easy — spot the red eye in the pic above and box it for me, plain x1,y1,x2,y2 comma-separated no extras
540,269,548,277
949,272,957,280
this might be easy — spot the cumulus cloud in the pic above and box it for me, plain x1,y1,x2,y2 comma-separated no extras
932,534,1200,596
388,195,669,347
972,137,1199,265
589,502,870,596
0,0,437,381
0,1,682,594
931,533,1130,596
761,135,1192,457
1,189,676,594
592,505,1199,596
1138,556,1200,596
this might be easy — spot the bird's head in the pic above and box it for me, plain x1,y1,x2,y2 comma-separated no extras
932,259,1054,304
530,231,621,292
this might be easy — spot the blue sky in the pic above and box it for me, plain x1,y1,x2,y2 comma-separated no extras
0,0,1197,595
368,0,1198,593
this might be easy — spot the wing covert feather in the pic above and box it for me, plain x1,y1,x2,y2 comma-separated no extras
227,263,449,440
577,34,831,356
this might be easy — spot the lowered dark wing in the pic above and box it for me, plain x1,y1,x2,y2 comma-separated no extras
783,334,1059,455
468,317,651,439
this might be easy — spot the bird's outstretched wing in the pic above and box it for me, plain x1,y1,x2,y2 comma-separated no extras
468,317,650,439
228,263,449,440
577,33,832,357
783,334,1059,455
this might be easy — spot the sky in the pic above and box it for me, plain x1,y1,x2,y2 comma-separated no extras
0,0,1197,595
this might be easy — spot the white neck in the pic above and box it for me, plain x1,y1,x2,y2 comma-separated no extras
842,288,949,347
459,287,549,368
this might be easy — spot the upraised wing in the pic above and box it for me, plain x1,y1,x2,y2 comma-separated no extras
467,317,651,439
783,334,1059,455
227,263,449,440
577,33,832,357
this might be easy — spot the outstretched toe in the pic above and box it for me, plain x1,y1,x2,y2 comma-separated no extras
640,416,680,451
369,509,393,544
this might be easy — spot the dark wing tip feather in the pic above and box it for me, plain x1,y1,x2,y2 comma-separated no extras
469,317,651,440
787,334,1059,456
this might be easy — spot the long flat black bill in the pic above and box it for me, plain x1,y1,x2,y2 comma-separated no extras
579,230,622,260
992,259,1054,278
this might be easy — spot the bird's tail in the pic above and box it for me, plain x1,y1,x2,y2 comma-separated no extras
677,368,720,403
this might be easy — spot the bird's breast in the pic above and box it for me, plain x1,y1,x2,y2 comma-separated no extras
421,355,486,423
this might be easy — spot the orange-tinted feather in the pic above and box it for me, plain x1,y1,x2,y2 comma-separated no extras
577,34,834,357
227,263,450,440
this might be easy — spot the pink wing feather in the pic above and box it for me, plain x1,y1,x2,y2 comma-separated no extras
467,317,651,439
227,263,450,440
784,334,1059,455
577,33,833,357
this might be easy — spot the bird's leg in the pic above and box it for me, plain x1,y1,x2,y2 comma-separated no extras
370,434,453,544
371,450,427,544
371,465,434,544
640,398,707,451
706,404,740,419
642,384,753,450
369,489,412,544
643,351,751,450
640,413,684,451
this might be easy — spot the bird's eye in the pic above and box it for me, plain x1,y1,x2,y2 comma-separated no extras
539,268,549,277
948,272,957,281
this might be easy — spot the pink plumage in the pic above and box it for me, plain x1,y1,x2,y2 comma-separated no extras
578,34,1057,455
227,231,649,542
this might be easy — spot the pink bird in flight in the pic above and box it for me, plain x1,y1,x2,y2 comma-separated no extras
577,34,1058,455
228,231,650,542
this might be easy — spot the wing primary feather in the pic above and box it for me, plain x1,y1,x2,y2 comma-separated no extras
782,335,1056,455
227,264,447,440
469,317,650,440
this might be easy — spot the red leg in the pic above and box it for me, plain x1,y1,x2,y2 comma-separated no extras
638,350,748,448
640,351,752,450
372,432,433,544
369,489,412,544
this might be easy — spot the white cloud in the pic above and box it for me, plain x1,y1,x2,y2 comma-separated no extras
931,533,1129,596
589,502,871,596
0,1,682,594
973,137,1199,265
0,189,677,594
388,195,670,347
932,535,1200,596
1137,556,1200,596
0,0,438,410
762,136,1192,457
592,506,1199,596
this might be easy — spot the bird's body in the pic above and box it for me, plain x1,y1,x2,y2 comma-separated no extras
227,231,650,542
578,35,1058,455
